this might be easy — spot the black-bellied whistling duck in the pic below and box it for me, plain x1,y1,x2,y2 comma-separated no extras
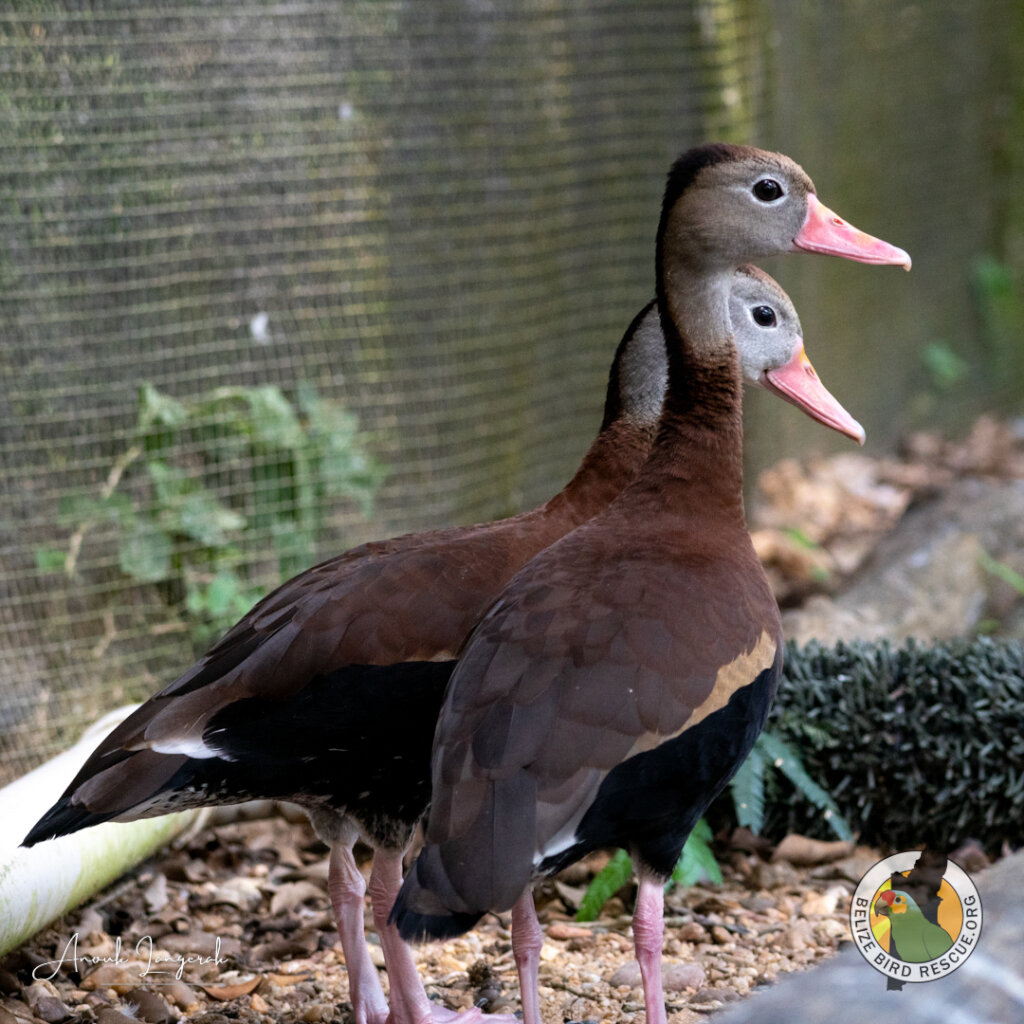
24,311,664,1024
27,261,861,1024
391,144,910,1024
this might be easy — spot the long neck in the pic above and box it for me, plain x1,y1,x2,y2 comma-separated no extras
640,259,746,520
543,415,657,525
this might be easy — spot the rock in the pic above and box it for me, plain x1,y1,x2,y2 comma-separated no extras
751,860,803,890
81,966,139,995
662,963,706,992
143,875,169,914
784,478,1024,645
22,985,70,1024
546,924,593,941
123,988,176,1024
780,920,814,952
96,1010,142,1024
606,962,641,988
799,886,847,917
677,921,706,943
161,981,200,1011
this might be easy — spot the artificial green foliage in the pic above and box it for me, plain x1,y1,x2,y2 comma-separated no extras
576,849,633,922
40,382,384,650
576,820,723,921
729,731,851,841
729,741,766,834
671,818,723,888
765,638,1024,851
576,730,843,918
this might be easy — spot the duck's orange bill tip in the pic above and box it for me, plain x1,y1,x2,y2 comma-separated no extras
793,194,912,269
762,347,867,446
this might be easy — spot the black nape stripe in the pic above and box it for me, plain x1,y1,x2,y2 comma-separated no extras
662,143,746,211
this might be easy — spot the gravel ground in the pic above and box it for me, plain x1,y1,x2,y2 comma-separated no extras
1,813,876,1024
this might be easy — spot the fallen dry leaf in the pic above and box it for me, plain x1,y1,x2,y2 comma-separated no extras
200,976,261,1001
268,881,325,916
771,835,854,867
264,971,312,988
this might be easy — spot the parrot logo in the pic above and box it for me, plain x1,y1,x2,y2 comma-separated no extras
850,849,982,987
872,887,954,961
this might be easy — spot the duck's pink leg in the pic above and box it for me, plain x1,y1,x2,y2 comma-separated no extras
328,842,390,1024
368,850,519,1024
510,888,544,1024
633,876,667,1024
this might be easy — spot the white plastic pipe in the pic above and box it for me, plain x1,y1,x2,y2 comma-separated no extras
0,705,201,956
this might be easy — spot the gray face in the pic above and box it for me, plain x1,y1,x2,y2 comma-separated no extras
617,266,803,423
727,265,804,384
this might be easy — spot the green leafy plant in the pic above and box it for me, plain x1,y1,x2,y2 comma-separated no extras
38,381,384,649
977,548,1024,596
730,730,853,841
575,730,848,921
922,341,969,391
972,255,1024,397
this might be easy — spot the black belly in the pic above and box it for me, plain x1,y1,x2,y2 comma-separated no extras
540,656,781,878
176,660,455,843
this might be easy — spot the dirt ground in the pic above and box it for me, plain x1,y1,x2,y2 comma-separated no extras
1,812,889,1024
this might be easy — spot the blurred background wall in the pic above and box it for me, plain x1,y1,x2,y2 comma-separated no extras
1,0,1021,780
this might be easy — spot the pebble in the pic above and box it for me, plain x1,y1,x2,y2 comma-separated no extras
81,965,139,995
676,921,706,943
780,920,815,952
123,987,176,1024
606,962,641,988
161,980,200,1011
800,885,848,916
547,923,594,941
96,1009,143,1024
663,963,706,992
28,996,72,1023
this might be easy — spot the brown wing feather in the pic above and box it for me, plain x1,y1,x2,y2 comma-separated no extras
425,509,780,903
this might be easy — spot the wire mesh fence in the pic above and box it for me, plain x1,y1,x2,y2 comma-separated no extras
0,0,770,782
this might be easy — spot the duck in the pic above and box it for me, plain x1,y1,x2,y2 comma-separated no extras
390,143,910,1024
25,258,865,1024
15,273,752,1024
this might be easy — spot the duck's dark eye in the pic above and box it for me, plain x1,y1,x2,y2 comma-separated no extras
752,305,776,327
753,178,783,202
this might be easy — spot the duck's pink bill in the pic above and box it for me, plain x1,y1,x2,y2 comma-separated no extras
762,346,866,445
793,194,912,269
